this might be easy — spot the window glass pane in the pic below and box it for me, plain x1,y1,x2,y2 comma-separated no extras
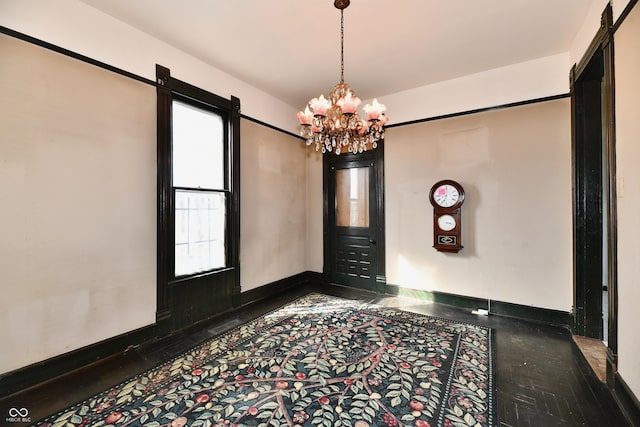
175,190,226,276
336,167,370,227
172,101,224,189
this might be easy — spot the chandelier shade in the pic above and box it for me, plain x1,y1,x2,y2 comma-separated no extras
296,0,388,155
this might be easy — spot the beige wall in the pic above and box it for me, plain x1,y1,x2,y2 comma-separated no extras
382,54,570,125
0,35,157,374
0,32,316,374
0,0,298,134
385,99,573,311
614,0,640,402
240,120,308,291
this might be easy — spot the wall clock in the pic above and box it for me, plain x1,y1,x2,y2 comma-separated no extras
429,180,465,253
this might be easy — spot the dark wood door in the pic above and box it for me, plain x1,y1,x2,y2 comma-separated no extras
573,51,606,340
326,155,381,291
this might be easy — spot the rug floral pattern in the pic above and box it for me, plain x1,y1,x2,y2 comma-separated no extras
37,294,495,427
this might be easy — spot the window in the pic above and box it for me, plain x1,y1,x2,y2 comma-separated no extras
172,101,227,276
156,65,240,320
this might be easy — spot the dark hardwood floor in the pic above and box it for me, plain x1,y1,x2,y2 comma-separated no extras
0,283,629,426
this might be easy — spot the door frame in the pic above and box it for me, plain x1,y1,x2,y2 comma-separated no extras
323,141,386,293
570,3,618,385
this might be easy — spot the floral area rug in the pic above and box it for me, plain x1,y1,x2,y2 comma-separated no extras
37,294,495,427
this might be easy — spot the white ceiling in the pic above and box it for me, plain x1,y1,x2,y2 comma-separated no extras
79,0,594,110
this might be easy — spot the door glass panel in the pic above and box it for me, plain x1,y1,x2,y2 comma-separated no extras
336,167,370,227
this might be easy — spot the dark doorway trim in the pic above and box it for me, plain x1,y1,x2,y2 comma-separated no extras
570,3,618,386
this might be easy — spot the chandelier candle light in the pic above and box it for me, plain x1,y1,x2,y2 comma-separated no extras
296,0,388,155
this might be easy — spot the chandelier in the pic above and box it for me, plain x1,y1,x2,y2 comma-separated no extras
296,0,388,155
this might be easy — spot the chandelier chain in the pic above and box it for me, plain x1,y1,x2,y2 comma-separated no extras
340,9,344,84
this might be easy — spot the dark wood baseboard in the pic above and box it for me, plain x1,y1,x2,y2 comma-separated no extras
613,373,640,427
0,271,324,399
0,323,157,399
384,284,573,328
239,271,323,306
489,299,573,327
385,284,486,311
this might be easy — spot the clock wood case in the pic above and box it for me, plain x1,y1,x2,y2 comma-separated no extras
429,180,465,253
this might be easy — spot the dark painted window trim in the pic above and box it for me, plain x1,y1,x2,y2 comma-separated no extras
156,65,241,324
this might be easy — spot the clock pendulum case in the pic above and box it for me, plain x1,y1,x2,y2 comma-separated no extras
429,180,465,253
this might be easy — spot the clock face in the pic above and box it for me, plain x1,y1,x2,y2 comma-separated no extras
433,184,461,208
437,214,456,231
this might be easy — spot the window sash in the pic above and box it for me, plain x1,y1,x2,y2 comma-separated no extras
171,100,227,191
174,188,228,277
